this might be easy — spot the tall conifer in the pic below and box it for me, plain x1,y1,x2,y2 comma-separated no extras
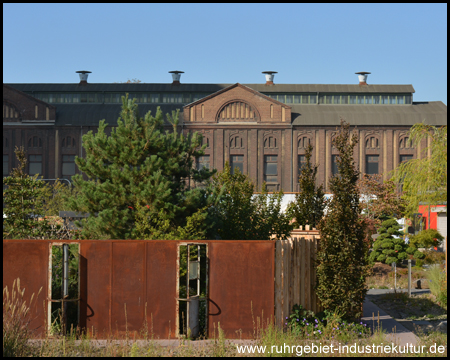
67,95,214,239
316,120,371,320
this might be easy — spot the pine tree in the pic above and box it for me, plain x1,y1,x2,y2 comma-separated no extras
369,217,408,265
316,120,371,320
66,94,215,239
287,143,326,229
3,147,51,239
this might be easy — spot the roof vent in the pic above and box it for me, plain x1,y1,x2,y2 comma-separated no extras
355,71,370,86
169,71,184,85
76,70,91,85
262,71,277,85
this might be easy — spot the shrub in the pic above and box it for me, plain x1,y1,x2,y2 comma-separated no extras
423,249,446,265
3,279,42,357
369,217,408,265
410,229,444,249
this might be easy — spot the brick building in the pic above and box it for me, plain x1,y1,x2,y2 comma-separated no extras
3,71,447,192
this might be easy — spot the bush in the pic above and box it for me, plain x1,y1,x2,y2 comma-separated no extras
410,229,444,249
423,250,446,265
415,259,424,268
3,279,42,357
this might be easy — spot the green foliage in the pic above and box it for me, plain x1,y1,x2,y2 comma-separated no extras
410,229,444,249
207,163,293,240
369,217,408,265
286,305,370,340
3,147,52,239
391,123,447,218
66,94,215,239
316,120,371,320
287,143,326,229
426,265,447,308
39,180,81,216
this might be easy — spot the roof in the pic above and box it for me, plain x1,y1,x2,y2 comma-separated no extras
54,104,183,126
6,83,415,94
291,101,447,126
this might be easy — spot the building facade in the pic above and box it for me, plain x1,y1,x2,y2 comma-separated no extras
3,71,447,193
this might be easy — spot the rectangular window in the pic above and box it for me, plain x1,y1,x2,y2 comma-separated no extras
277,95,286,104
230,155,244,175
373,95,380,104
29,155,42,176
302,95,309,104
405,95,411,104
3,155,8,176
381,95,389,104
183,93,191,103
400,155,413,163
366,155,379,175
397,95,404,104
357,96,364,104
298,155,306,176
310,95,317,104
318,95,325,104
331,155,339,176
389,96,396,104
293,95,301,104
72,94,80,103
285,95,293,104
264,155,278,183
197,155,210,171
62,155,76,180
349,95,357,104
150,94,160,103
365,95,373,104
341,95,348,104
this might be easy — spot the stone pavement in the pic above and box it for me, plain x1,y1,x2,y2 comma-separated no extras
361,289,432,346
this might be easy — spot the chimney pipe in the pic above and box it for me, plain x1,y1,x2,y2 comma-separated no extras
169,71,184,85
76,70,91,85
262,71,277,85
355,71,370,86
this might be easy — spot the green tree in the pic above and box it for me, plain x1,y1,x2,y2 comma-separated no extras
3,147,51,239
66,94,215,239
392,124,447,218
208,163,293,240
287,143,326,229
38,180,80,216
316,120,371,320
369,217,408,265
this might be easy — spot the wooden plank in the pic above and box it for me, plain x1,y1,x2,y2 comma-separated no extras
282,240,290,324
311,237,317,313
305,238,310,311
293,238,300,307
299,237,305,309
275,240,282,328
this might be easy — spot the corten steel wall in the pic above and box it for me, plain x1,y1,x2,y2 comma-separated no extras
207,241,275,339
3,240,50,337
79,240,178,339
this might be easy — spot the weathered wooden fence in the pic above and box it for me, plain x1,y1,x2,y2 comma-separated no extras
275,227,322,328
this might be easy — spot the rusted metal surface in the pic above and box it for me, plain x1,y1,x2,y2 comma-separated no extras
207,241,275,339
79,240,178,339
3,240,50,337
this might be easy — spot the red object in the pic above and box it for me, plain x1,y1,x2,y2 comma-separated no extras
128,206,133,209
434,246,438,251
146,205,150,209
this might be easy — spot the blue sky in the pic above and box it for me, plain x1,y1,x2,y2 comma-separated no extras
3,3,447,103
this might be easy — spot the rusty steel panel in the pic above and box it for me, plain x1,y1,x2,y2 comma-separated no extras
79,241,112,337
111,242,146,336
207,241,275,339
79,240,178,339
3,240,49,337
145,241,178,339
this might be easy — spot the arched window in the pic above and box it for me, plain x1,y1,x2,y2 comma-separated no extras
217,101,258,121
298,136,311,149
399,136,412,149
3,101,20,120
62,136,76,148
365,136,379,149
264,136,277,149
28,136,43,148
230,135,243,149
202,136,210,148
